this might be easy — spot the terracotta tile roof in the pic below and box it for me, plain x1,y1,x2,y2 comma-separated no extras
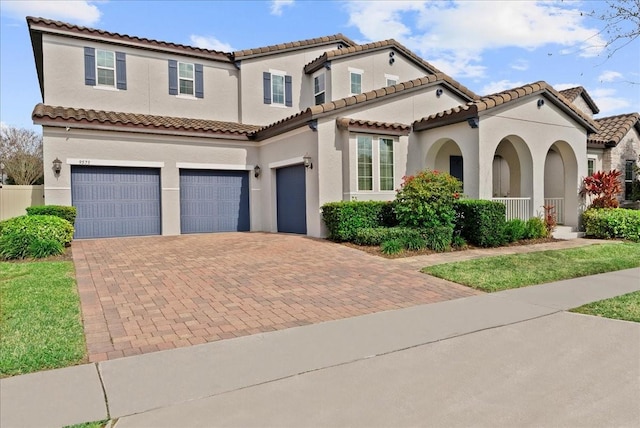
336,117,411,135
254,74,477,140
414,81,599,132
588,113,640,147
304,39,442,76
233,34,356,59
32,104,260,138
559,86,600,114
27,16,232,62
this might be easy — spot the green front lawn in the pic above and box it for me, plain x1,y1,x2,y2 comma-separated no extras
0,261,86,377
422,243,640,292
571,291,640,323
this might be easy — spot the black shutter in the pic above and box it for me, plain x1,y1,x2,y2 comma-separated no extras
285,75,292,107
194,63,204,98
263,72,271,104
115,52,127,90
84,47,96,86
168,60,178,95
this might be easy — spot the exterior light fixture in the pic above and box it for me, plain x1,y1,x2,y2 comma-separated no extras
303,155,313,169
436,88,443,98
537,99,545,108
53,158,62,175
253,165,261,178
467,117,479,129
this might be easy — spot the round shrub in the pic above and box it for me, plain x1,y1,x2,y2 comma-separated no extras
504,219,527,242
524,217,548,239
26,205,77,226
0,215,74,260
394,170,462,232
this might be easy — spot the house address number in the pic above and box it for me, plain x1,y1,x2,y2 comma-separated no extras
78,160,91,165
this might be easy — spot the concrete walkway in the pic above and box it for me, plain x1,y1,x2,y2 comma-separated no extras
1,268,639,428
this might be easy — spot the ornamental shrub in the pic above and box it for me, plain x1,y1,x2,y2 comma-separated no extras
579,170,623,209
454,199,506,247
582,208,640,242
353,227,422,246
504,218,527,243
26,205,77,225
524,217,548,239
424,226,453,252
321,201,397,242
394,170,462,231
0,215,74,259
381,238,404,255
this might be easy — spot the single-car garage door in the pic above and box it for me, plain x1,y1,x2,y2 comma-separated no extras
180,169,250,233
276,164,306,234
71,166,161,239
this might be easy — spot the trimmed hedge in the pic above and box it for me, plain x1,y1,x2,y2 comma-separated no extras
26,205,77,225
504,219,527,243
583,208,640,242
321,201,397,241
524,217,548,239
353,227,422,246
0,215,74,260
454,199,506,247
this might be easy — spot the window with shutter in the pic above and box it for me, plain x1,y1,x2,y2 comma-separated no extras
84,47,96,86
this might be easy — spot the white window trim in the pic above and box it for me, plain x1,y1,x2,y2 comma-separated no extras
178,61,195,96
314,73,326,105
355,134,396,193
385,73,399,87
587,155,597,176
269,68,287,107
349,67,363,96
96,49,116,88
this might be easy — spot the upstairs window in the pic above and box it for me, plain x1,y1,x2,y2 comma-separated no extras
179,62,195,96
385,74,398,87
84,47,127,89
314,74,325,105
263,71,292,107
350,71,362,95
168,60,203,98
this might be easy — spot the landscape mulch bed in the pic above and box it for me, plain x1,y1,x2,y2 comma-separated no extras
343,238,559,259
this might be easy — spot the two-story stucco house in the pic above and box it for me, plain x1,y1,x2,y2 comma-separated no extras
27,17,636,239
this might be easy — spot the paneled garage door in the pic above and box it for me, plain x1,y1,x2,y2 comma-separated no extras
180,169,250,233
71,166,161,239
276,164,307,234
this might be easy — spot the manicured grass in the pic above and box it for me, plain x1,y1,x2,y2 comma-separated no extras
571,291,640,323
422,243,640,292
0,261,86,377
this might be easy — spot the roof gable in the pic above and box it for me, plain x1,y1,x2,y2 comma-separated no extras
414,81,599,132
304,39,441,76
559,86,600,114
232,34,356,60
588,113,640,147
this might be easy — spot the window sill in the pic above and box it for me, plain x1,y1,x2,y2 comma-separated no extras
93,85,119,92
270,103,289,108
176,94,199,100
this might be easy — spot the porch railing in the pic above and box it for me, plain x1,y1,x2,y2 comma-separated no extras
491,197,531,221
544,198,565,225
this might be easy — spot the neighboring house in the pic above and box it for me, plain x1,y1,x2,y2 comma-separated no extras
26,17,631,239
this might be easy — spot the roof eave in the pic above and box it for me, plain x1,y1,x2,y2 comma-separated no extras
28,23,45,99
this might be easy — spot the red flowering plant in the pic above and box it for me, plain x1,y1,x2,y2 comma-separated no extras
394,169,463,232
579,170,623,209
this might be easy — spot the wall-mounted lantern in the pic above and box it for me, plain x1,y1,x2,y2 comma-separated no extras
303,154,313,169
53,158,62,175
254,165,261,178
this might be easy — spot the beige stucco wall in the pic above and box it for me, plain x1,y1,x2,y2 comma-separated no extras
42,127,260,235
329,50,434,100
237,44,342,125
572,96,594,118
42,34,240,122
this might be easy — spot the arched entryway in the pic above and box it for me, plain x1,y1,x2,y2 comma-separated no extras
544,141,579,226
491,135,533,220
425,138,464,189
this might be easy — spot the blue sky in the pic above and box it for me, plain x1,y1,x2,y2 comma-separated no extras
1,0,639,131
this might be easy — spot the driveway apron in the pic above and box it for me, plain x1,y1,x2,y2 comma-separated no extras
72,233,479,362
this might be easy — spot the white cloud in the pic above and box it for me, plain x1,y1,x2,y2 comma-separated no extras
553,82,583,91
590,88,631,115
510,59,529,71
1,1,102,26
480,80,526,95
598,70,623,82
270,0,294,16
189,35,234,52
344,1,605,79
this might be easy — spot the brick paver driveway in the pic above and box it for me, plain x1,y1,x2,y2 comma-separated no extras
73,233,479,362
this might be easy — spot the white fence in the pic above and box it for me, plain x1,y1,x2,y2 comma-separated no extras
544,198,565,225
0,185,45,220
492,197,531,222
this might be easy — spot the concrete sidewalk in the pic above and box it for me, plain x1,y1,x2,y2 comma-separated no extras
1,268,639,428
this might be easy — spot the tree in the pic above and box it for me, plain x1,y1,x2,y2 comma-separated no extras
0,126,43,185
592,0,640,58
